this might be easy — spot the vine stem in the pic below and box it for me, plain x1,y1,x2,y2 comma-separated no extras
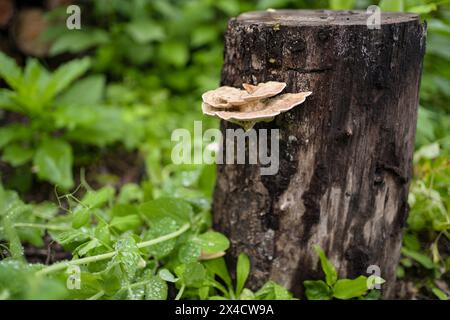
36,223,190,276
175,284,186,300
0,223,71,232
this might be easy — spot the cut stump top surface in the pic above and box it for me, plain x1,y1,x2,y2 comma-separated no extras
236,9,420,26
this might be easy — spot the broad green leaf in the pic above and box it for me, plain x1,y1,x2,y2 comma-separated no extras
303,280,333,300
0,89,19,111
109,236,142,282
0,260,67,299
329,0,355,10
0,51,22,89
178,241,201,263
117,183,143,204
402,248,435,269
333,276,368,300
139,197,193,225
1,144,34,167
33,139,74,189
126,20,165,43
71,208,91,229
159,42,189,67
236,253,250,297
50,29,109,55
314,245,338,286
177,262,206,288
197,231,230,254
379,0,404,12
109,215,142,232
0,124,32,149
145,275,168,300
432,287,448,300
144,217,179,258
111,204,139,217
81,187,115,208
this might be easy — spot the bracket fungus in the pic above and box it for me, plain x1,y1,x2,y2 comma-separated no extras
202,81,312,130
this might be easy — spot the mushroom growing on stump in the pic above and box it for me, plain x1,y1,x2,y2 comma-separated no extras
202,81,312,130
212,10,426,298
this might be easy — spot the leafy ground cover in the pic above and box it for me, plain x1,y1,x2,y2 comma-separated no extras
0,0,449,300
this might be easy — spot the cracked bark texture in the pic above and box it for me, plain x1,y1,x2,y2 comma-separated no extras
213,10,426,298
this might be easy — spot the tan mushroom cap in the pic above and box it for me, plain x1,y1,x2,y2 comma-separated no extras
242,81,287,102
203,92,312,121
201,86,249,108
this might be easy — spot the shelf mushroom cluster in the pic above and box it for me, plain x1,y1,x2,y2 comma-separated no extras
202,81,312,130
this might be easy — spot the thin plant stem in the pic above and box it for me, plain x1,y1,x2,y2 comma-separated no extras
36,223,190,276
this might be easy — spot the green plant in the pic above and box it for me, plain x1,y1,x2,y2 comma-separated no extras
0,52,134,189
303,246,385,300
0,181,291,300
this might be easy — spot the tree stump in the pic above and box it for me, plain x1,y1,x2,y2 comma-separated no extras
213,10,426,298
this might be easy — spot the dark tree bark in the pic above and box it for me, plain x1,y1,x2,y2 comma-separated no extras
213,10,426,298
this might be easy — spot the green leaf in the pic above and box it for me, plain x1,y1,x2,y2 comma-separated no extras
408,4,437,14
0,51,22,89
81,187,115,208
177,262,206,287
379,0,404,12
144,217,179,258
2,215,24,260
314,245,338,286
145,275,168,300
1,144,34,166
75,238,100,256
159,42,189,67
0,89,19,112
158,269,178,283
139,197,193,225
197,231,230,254
236,253,250,297
126,20,165,44
401,248,435,269
117,183,143,204
109,215,142,232
0,124,32,149
109,236,142,282
178,241,201,263
254,281,294,300
303,280,333,300
71,208,91,229
56,75,105,106
50,29,109,55
44,57,91,100
33,139,74,189
329,0,355,10
432,287,448,300
333,276,368,300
